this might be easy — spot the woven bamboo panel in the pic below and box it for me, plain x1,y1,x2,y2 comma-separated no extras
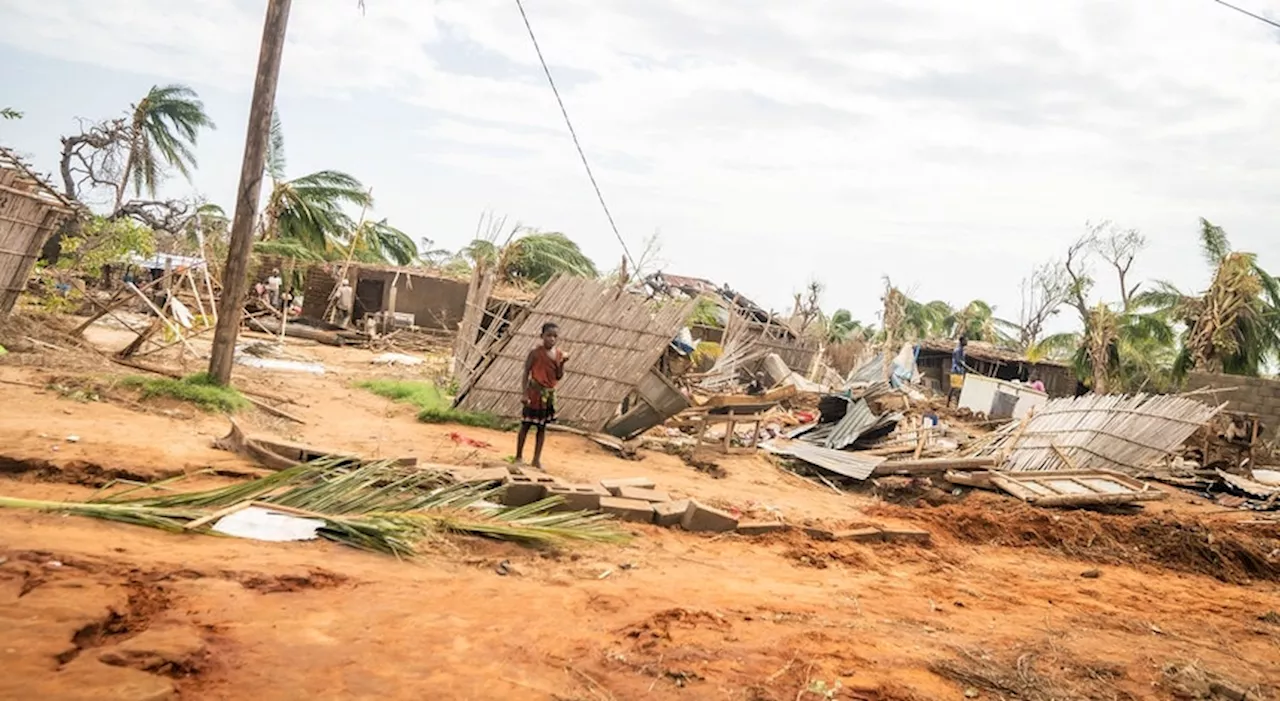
973,393,1220,474
0,147,75,316
452,265,495,384
458,276,695,429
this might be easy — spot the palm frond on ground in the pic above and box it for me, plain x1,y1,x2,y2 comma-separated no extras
0,458,626,558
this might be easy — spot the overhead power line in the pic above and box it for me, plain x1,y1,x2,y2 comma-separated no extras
513,0,638,273
1211,0,1280,31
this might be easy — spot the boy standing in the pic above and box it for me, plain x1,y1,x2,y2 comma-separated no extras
516,322,569,469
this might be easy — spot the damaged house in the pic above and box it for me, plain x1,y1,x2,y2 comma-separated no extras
915,338,1079,398
301,262,531,331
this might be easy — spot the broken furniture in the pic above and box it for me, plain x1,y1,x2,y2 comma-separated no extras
604,368,691,439
214,420,416,471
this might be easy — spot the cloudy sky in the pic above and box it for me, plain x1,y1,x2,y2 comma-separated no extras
2,0,1279,328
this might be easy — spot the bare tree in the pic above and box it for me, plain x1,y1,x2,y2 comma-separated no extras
1015,261,1070,349
59,118,131,202
1088,220,1146,311
1064,232,1095,323
792,279,824,335
56,118,195,233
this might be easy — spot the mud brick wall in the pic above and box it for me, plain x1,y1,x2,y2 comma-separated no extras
1184,371,1280,439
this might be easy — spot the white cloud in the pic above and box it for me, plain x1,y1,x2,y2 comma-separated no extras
3,0,1280,324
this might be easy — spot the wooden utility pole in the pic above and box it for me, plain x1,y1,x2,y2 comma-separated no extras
208,0,294,385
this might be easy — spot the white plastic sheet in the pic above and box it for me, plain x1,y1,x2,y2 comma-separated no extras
211,506,326,542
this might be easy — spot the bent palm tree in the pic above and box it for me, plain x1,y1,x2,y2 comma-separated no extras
463,230,597,285
900,298,952,340
950,299,1018,346
344,219,419,266
262,169,371,250
116,84,215,208
1033,305,1175,394
1137,218,1280,378
824,309,860,343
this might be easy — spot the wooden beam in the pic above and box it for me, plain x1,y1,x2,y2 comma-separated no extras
871,456,998,476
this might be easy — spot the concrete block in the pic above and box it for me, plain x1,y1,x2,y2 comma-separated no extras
680,500,738,533
652,499,691,527
452,467,512,484
615,485,671,503
880,527,932,545
546,483,609,511
736,521,789,536
601,477,657,495
599,496,654,523
501,476,552,506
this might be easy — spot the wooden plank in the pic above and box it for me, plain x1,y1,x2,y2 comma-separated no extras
871,456,998,475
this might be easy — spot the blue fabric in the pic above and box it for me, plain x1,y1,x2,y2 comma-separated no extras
951,344,966,373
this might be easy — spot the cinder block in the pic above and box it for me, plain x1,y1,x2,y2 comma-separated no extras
652,499,691,527
546,483,609,511
680,500,738,533
601,477,657,495
502,480,547,506
736,521,789,536
501,470,561,506
599,496,654,523
615,485,671,503
880,527,932,544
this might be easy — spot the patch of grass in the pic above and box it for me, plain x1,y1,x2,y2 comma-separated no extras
119,372,249,413
357,379,512,430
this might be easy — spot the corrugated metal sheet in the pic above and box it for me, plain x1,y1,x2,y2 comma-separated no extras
846,354,885,384
821,398,878,449
761,441,886,481
795,398,902,450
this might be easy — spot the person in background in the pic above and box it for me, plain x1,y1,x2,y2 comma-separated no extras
336,279,354,328
951,336,968,374
1030,376,1046,393
516,322,569,469
266,268,283,310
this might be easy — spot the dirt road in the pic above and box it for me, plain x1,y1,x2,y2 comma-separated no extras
1,325,1277,700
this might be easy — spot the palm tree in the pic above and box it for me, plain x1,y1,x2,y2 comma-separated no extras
950,299,1018,346
823,309,859,343
896,298,952,339
343,219,419,266
462,230,597,285
258,111,397,261
116,84,215,208
1033,304,1176,393
261,170,372,249
1137,219,1280,378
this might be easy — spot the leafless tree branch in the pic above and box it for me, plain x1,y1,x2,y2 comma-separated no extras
1017,261,1071,348
1087,220,1146,311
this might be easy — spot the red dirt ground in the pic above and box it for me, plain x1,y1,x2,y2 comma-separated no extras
1,319,1278,700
